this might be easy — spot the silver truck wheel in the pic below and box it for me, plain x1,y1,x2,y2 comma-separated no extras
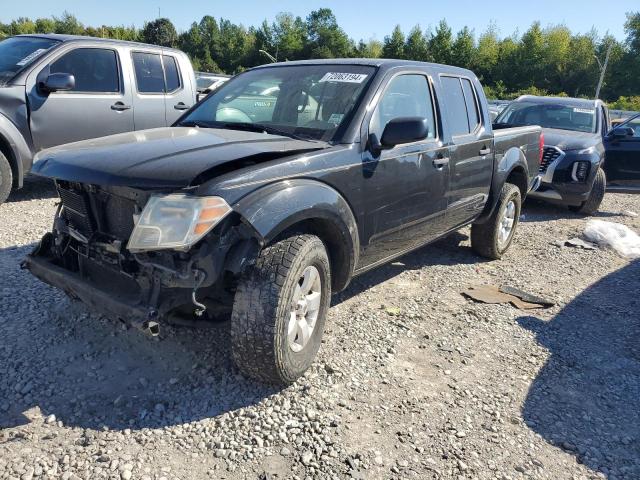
471,183,521,260
0,152,12,205
230,234,331,384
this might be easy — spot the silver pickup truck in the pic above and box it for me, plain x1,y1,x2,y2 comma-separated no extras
0,34,197,204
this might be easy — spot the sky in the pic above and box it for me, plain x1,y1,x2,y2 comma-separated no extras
1,0,631,41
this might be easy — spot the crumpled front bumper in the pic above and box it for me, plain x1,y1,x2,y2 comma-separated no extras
23,238,161,333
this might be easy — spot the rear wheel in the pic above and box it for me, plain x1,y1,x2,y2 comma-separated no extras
568,167,606,216
471,183,521,260
0,152,12,205
230,234,331,384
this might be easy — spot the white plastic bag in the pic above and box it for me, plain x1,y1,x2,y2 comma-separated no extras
584,220,640,259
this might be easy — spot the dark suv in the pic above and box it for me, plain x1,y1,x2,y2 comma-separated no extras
495,95,610,214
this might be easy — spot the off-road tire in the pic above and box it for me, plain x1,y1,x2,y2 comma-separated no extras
0,152,12,205
471,182,521,260
568,167,606,216
230,234,331,384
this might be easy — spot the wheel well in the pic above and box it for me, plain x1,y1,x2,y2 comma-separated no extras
278,218,353,292
506,167,527,199
0,135,19,188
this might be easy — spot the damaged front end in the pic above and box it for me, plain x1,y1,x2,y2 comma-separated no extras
23,181,258,334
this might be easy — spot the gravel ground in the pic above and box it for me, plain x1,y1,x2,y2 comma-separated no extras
1,177,639,480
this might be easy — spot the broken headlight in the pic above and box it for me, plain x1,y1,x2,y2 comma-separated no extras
127,195,231,252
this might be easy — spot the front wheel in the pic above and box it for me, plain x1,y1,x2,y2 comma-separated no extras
471,183,522,260
568,167,606,216
0,152,13,205
230,234,331,384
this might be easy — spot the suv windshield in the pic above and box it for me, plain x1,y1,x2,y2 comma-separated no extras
0,36,60,85
179,64,376,141
495,101,597,133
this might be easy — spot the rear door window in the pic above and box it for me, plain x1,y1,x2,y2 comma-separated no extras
132,52,165,93
50,48,119,93
461,78,480,131
441,76,471,136
370,74,437,140
162,55,181,92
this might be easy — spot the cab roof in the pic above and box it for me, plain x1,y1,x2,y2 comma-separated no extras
252,58,476,77
14,34,184,54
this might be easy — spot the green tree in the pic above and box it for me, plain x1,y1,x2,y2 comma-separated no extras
475,24,500,84
355,39,383,58
430,20,453,64
451,26,475,69
404,26,430,61
305,8,353,58
53,12,84,35
382,25,405,59
140,18,178,47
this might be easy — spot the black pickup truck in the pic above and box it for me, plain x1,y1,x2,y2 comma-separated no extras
25,59,542,384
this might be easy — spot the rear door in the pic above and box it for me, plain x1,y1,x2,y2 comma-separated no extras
130,51,193,129
439,76,493,229
162,54,193,124
604,114,640,190
27,46,134,151
359,72,450,268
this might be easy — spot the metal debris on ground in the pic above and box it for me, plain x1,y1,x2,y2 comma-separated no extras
462,285,555,310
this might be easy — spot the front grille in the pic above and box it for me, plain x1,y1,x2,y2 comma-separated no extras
540,146,563,173
57,183,137,241
57,185,94,238
104,194,136,240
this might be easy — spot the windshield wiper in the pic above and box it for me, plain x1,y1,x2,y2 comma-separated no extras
221,122,317,142
178,120,217,128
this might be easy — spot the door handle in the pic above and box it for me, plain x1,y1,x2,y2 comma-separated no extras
174,102,190,111
111,102,131,111
433,157,450,169
479,148,491,156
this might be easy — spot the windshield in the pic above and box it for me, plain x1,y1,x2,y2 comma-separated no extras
179,64,376,142
495,101,597,133
0,36,60,85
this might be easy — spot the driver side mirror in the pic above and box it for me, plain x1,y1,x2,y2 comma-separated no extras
610,126,634,139
369,117,429,156
39,73,75,93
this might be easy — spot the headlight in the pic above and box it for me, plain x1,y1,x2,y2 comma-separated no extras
576,146,596,155
127,195,231,252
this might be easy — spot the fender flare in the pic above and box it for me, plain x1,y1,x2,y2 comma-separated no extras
0,114,32,188
233,179,360,291
475,146,530,224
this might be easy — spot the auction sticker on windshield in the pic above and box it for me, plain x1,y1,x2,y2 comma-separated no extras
16,49,48,66
319,72,368,83
573,108,595,114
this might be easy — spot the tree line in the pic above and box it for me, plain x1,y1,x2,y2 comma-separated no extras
2,10,639,109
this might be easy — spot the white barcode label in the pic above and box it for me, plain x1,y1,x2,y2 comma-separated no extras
319,72,368,83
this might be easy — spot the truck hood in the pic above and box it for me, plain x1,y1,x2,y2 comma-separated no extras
542,128,602,152
31,127,328,188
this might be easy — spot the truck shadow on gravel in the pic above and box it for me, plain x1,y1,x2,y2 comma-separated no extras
6,176,56,203
519,260,640,479
0,243,281,433
0,231,482,433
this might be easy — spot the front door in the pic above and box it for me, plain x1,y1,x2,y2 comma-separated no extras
27,46,134,151
604,114,640,191
359,73,449,269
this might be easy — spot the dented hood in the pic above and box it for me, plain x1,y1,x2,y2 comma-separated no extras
31,127,327,188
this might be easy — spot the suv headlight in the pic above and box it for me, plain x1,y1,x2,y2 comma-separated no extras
127,195,231,252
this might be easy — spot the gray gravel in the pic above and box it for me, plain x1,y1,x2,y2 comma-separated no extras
1,177,639,479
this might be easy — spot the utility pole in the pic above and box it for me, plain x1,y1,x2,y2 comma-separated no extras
594,42,613,100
